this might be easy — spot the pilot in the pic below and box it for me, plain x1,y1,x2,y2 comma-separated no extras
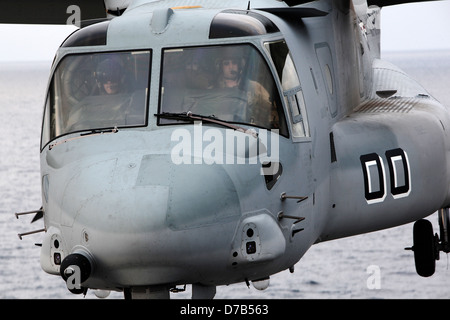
66,55,131,131
95,57,124,95
215,46,275,128
219,56,242,88
215,46,245,89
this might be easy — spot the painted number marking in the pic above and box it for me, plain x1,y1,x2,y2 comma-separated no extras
360,148,410,204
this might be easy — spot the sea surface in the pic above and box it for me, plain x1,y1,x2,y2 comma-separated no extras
1,50,450,299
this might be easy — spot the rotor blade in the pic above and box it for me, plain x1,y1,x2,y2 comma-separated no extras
0,0,106,25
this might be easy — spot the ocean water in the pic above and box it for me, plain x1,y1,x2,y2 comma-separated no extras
1,51,450,299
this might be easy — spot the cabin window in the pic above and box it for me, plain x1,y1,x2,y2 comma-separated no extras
41,50,151,149
158,44,288,137
265,40,310,138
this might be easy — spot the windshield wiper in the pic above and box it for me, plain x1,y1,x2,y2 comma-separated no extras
48,126,119,150
154,111,258,138
80,126,119,136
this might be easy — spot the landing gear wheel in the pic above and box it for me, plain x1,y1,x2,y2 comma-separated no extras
413,219,436,277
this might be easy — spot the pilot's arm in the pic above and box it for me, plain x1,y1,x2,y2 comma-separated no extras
247,80,273,127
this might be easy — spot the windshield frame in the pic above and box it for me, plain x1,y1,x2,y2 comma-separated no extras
41,49,152,150
156,42,289,138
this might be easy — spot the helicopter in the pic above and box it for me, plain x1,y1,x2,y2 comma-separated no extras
10,0,450,299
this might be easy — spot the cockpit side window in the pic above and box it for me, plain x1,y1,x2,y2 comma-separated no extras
265,40,310,138
41,50,151,149
158,44,288,137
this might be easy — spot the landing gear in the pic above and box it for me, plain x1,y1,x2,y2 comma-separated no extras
411,219,437,277
438,207,450,254
407,208,450,277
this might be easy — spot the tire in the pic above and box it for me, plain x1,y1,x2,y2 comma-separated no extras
413,219,436,277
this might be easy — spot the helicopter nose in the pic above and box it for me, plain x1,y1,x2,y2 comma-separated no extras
61,153,242,231
59,153,244,284
61,153,243,249
136,154,241,230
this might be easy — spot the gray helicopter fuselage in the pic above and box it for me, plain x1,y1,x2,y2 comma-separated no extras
37,0,450,295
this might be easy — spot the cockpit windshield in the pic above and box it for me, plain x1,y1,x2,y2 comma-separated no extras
158,44,288,136
41,50,151,148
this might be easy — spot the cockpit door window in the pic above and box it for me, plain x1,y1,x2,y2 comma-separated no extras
265,40,310,138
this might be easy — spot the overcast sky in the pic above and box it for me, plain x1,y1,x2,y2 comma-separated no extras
380,1,450,52
0,1,449,61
